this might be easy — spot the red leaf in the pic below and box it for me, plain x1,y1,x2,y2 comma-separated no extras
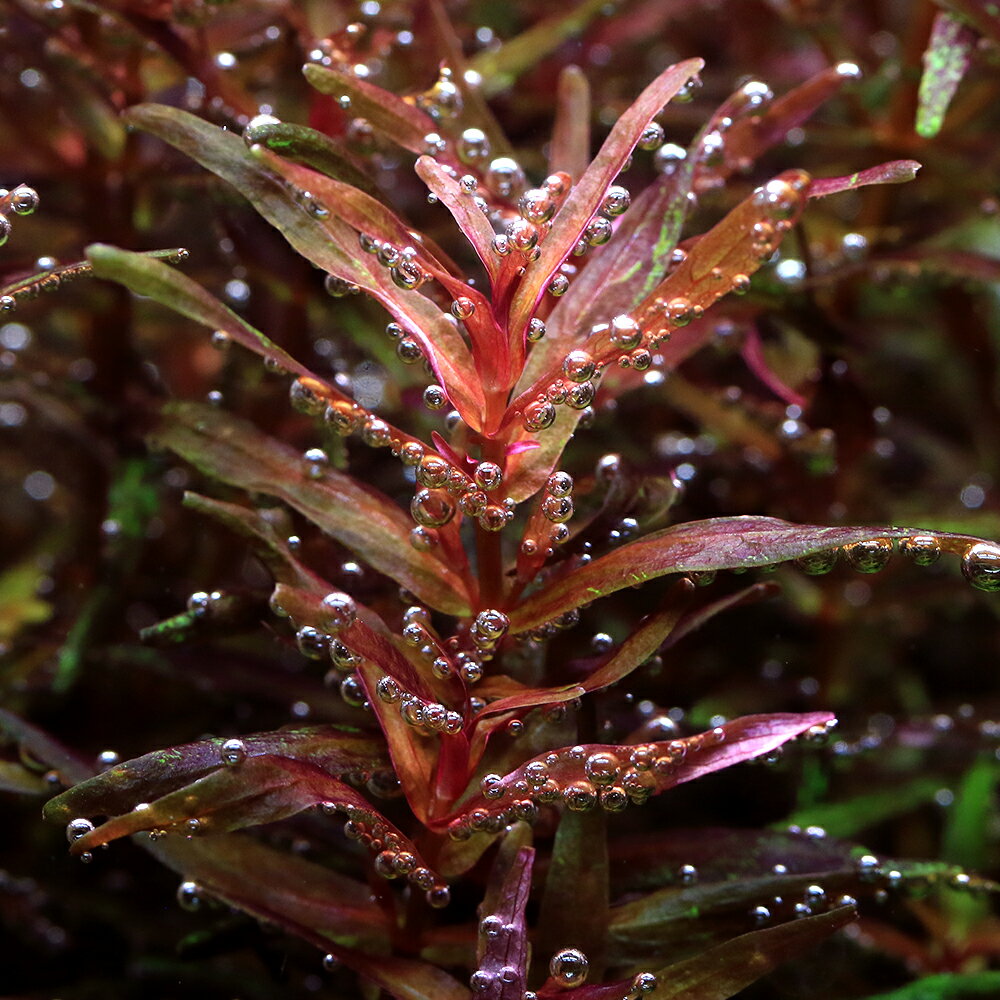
506,58,704,345
303,63,435,155
444,713,833,832
150,402,473,616
809,160,921,199
549,66,592,180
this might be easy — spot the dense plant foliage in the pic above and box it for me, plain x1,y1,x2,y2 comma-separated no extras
3,2,1000,998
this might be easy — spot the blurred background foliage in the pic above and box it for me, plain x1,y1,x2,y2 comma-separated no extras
2,0,1000,996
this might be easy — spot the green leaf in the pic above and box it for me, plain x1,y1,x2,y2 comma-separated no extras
150,402,472,615
916,11,976,138
537,809,609,982
0,559,53,642
860,972,1000,1000
642,906,856,1000
778,775,948,839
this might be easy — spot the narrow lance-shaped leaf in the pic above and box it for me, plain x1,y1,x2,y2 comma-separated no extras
240,116,379,194
416,154,501,285
147,836,470,1000
43,725,388,823
508,517,998,633
609,906,855,1000
303,62,435,155
549,65,591,181
809,160,921,199
150,402,473,616
507,58,704,348
538,809,609,982
148,832,390,946
59,754,448,895
476,844,534,999
443,713,833,832
916,11,977,139
125,104,485,429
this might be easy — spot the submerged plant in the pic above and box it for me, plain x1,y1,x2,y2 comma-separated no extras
4,3,1000,998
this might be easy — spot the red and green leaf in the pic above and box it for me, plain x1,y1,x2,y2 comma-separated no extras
150,402,472,616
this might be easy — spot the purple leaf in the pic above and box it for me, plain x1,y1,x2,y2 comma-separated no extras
43,725,388,823
508,517,991,633
150,402,473,616
149,836,469,1000
809,160,922,198
917,11,977,138
475,843,534,999
445,713,833,833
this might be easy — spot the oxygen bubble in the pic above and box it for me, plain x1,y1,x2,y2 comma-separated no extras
843,538,893,573
10,186,39,215
289,378,325,416
475,608,510,639
962,542,1000,592
602,185,630,217
546,471,573,497
340,673,366,707
474,462,503,491
527,318,547,342
794,548,839,575
519,188,556,224
322,592,357,630
584,216,612,246
409,525,439,551
427,883,451,908
422,131,446,156
563,780,597,811
418,67,463,120
541,495,573,523
457,127,490,165
509,219,542,254
459,489,488,516
296,626,329,659
411,488,456,527
486,156,525,198
566,382,594,409
66,817,94,842
562,350,595,383
395,338,423,364
547,274,570,297
666,296,695,326
584,751,620,785
324,274,359,297
451,296,475,320
399,441,424,467
638,121,665,150
900,534,941,566
469,970,492,992
322,953,340,972
303,447,329,478
325,400,363,436
633,972,658,994
361,416,392,447
177,880,203,911
417,454,450,488
376,676,402,703
523,399,556,432
678,863,698,884
549,947,589,986
423,384,447,411
221,738,247,766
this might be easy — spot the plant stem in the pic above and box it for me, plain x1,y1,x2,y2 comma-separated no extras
475,435,507,608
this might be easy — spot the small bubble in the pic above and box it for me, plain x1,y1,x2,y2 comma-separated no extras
176,879,203,911
549,947,589,987
963,542,1000,592
220,738,247,766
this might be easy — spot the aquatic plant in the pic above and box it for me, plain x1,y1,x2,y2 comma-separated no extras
3,3,1000,998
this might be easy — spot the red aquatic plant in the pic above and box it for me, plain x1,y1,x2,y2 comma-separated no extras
3,3,1000,998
